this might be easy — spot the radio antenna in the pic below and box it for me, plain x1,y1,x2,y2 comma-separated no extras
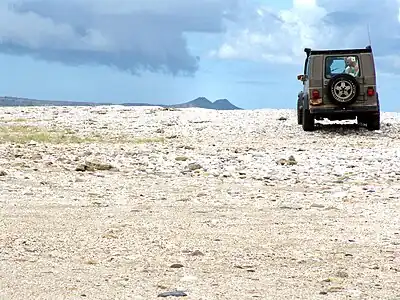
367,23,372,47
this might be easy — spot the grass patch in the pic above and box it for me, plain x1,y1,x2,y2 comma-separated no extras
92,134,165,144
0,125,97,144
0,125,166,144
0,117,30,123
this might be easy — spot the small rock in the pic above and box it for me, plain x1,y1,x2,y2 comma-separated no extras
75,161,116,172
170,263,184,269
0,171,7,176
75,165,87,172
190,250,204,256
89,162,114,171
276,158,287,165
183,145,195,150
311,203,325,208
157,291,187,297
30,153,43,160
222,172,231,177
279,205,302,210
277,156,297,166
187,163,202,171
175,156,189,161
161,107,179,111
156,281,170,289
327,286,344,292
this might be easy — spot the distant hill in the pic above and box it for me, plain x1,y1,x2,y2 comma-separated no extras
169,97,242,110
0,97,108,107
0,96,242,110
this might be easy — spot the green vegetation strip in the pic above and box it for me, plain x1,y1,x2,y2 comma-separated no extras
0,125,165,144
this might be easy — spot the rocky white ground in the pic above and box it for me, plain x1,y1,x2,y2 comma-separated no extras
0,106,399,300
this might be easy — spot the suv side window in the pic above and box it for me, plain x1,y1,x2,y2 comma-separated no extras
306,57,311,76
303,57,309,75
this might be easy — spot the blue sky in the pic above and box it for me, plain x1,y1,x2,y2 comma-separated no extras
1,0,400,111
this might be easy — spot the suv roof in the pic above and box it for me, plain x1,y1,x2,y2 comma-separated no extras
304,45,372,56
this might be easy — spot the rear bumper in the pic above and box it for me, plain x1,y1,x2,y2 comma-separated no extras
310,105,379,115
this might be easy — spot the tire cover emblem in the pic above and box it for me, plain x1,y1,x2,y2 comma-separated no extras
331,79,355,102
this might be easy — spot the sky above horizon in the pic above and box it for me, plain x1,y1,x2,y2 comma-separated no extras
1,0,400,111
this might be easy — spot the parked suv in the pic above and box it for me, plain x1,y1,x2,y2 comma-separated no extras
297,45,380,131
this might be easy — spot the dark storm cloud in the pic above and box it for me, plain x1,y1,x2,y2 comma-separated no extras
0,0,238,75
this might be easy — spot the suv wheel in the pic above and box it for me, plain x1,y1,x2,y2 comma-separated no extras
367,113,380,131
302,107,315,131
297,98,303,125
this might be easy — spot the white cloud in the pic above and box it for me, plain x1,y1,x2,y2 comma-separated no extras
213,0,400,69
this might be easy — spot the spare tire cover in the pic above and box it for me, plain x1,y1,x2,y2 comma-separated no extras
327,73,360,106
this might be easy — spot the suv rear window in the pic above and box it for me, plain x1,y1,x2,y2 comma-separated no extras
325,55,360,78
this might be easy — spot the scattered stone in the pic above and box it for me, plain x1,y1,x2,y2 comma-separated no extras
175,156,189,161
280,205,302,210
161,107,180,111
187,163,202,171
0,107,399,299
170,263,184,269
222,172,231,177
75,165,87,172
75,161,116,172
189,250,204,256
234,265,256,270
311,203,325,208
182,145,195,150
276,158,287,165
327,286,344,293
277,155,297,165
157,291,187,297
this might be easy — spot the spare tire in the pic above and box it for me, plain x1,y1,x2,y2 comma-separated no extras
327,73,360,106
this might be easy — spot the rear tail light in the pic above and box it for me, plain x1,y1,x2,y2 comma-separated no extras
311,90,320,99
367,87,375,96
